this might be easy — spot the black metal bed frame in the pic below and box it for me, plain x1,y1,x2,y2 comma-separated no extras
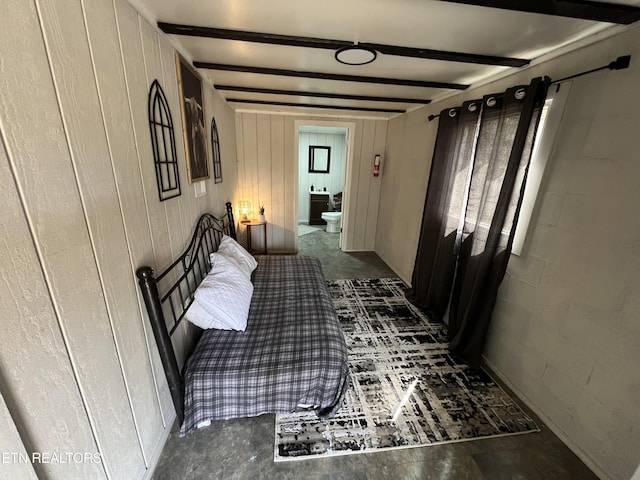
136,202,236,422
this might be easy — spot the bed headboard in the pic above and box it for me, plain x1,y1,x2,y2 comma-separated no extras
136,201,236,423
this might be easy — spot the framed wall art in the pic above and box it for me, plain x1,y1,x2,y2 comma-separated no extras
309,145,331,173
176,54,209,183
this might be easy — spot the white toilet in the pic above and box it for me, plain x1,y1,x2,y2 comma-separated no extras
321,211,342,233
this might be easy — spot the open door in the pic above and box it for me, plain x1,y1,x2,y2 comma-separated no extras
294,120,356,253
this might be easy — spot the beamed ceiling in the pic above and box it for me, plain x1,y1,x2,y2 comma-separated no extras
136,0,640,118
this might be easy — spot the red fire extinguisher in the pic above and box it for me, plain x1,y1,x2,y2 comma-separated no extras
373,154,381,177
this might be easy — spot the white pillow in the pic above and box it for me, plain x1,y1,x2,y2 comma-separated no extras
210,249,247,280
194,253,253,331
183,298,232,330
213,235,258,279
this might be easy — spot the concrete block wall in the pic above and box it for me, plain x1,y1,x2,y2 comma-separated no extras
378,22,640,480
487,52,640,479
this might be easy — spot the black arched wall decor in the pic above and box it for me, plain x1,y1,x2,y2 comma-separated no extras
211,117,223,184
148,79,181,201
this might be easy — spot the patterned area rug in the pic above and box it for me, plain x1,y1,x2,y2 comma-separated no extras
274,278,539,461
298,224,323,236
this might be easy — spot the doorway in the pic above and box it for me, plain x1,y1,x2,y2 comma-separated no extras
294,120,355,252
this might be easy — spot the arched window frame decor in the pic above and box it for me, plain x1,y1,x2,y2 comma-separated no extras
211,117,223,184
148,79,181,201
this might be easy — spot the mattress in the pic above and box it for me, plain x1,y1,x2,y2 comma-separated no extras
180,255,350,435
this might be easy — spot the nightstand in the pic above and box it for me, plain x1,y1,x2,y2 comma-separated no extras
243,220,267,255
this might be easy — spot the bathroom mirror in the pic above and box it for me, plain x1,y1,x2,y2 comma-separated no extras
309,146,331,173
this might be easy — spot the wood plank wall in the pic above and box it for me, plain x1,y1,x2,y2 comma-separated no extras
298,131,347,224
0,0,237,478
236,114,388,252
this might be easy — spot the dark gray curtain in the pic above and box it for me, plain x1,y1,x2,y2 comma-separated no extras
410,77,548,368
408,102,480,319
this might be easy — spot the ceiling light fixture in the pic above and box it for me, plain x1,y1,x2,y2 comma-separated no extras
335,45,377,66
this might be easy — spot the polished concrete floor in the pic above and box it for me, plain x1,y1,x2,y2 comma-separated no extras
153,231,597,479
297,229,397,280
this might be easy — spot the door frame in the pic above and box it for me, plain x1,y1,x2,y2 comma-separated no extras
294,119,356,252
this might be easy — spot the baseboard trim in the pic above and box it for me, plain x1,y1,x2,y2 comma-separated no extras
482,356,609,480
142,414,176,480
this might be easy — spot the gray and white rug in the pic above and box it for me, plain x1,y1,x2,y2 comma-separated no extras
274,278,539,461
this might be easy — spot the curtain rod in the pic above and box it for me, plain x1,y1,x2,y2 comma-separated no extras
550,55,630,85
427,55,631,122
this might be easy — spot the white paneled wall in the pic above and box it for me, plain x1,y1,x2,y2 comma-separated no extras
298,131,347,223
0,0,237,478
0,112,106,480
236,113,387,252
349,119,387,252
0,392,37,480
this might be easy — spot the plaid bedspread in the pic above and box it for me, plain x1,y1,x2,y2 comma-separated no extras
180,255,350,435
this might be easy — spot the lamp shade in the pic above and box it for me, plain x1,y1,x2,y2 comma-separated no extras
238,201,252,221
